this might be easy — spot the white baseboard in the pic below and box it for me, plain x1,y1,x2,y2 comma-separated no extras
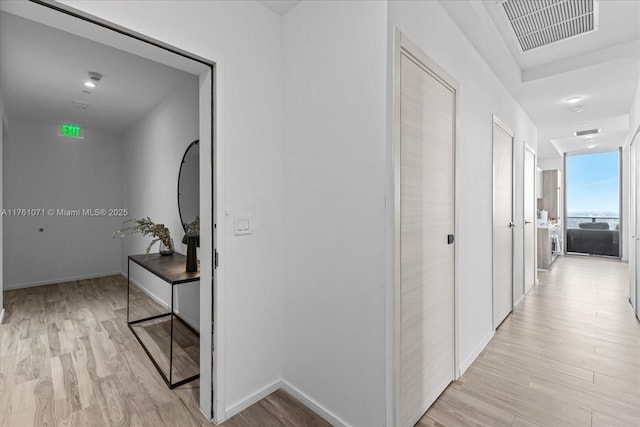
125,274,200,332
3,271,122,290
224,380,281,420
199,407,213,423
222,379,349,427
280,380,349,427
458,330,495,377
515,294,525,307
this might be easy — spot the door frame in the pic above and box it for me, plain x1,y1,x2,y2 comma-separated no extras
631,126,640,321
523,144,537,294
491,114,515,329
391,28,459,427
5,0,220,420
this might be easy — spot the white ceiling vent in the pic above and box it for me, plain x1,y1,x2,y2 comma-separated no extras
574,128,601,137
500,0,599,52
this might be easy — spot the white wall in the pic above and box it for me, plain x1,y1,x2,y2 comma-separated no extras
282,1,388,426
388,0,538,375
120,75,201,329
58,0,286,419
3,118,122,288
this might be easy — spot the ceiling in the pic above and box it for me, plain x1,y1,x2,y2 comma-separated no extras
257,0,301,16
441,0,640,159
0,11,196,135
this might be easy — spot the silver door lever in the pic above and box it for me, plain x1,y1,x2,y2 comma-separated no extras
509,222,518,228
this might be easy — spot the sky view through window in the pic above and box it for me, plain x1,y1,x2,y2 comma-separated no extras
566,151,619,218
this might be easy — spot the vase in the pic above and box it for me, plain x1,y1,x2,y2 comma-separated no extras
159,238,174,256
186,234,198,272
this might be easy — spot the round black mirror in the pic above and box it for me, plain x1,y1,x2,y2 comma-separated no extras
178,140,199,234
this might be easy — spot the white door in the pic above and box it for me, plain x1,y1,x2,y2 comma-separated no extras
636,135,640,320
632,129,640,320
630,140,636,313
493,117,514,328
524,147,536,294
395,33,456,427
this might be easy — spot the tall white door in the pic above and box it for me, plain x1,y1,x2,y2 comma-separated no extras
395,33,456,427
524,147,536,294
630,140,637,312
632,129,640,320
493,117,514,328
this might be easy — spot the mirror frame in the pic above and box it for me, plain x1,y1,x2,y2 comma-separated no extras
177,139,200,233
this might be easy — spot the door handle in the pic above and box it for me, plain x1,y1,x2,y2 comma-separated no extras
509,222,518,228
524,220,533,224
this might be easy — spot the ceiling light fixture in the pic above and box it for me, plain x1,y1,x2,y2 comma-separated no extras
567,96,582,104
84,81,96,88
587,144,596,149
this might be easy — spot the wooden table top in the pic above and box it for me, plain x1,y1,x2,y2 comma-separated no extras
128,253,200,285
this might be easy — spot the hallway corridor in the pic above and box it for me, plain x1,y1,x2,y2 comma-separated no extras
419,256,640,426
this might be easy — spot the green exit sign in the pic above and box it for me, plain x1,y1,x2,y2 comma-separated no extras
60,123,83,139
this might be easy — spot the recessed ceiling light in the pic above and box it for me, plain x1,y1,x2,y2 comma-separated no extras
587,144,596,149
569,105,583,113
84,81,96,88
567,96,582,104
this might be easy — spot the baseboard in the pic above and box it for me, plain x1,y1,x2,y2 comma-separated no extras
0,308,4,324
224,380,281,420
3,271,122,290
199,407,213,423
515,294,525,307
458,330,495,376
280,380,350,427
125,274,200,332
222,379,349,427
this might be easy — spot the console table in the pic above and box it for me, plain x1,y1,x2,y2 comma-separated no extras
127,253,200,388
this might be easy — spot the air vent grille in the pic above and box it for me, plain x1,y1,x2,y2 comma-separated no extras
574,128,601,137
500,0,599,52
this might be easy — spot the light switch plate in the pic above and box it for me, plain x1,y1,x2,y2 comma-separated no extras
234,215,251,235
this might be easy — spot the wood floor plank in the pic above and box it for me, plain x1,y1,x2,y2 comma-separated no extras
33,377,55,427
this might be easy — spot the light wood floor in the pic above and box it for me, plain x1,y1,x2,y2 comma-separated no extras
418,255,640,427
0,275,329,427
3,256,639,427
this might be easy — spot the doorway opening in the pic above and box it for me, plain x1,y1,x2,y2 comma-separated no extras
565,150,621,258
0,0,217,421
